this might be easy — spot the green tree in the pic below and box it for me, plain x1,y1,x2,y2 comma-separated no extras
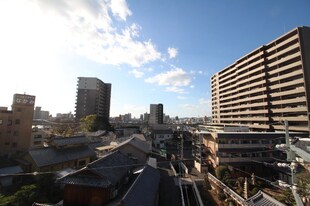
79,115,111,132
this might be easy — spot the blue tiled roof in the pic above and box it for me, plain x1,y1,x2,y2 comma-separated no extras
52,136,89,147
121,165,160,206
28,146,96,167
245,191,286,206
59,151,136,187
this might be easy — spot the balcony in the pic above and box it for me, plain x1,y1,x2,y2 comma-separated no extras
266,34,298,53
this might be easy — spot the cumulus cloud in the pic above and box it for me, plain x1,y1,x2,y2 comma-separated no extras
145,67,192,94
199,98,211,105
110,0,132,21
129,69,144,78
168,47,178,59
28,0,161,67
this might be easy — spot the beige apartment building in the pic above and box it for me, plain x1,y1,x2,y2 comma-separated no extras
212,26,310,133
0,94,35,156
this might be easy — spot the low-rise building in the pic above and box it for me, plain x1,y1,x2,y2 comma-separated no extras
193,125,306,175
59,151,137,206
22,136,96,172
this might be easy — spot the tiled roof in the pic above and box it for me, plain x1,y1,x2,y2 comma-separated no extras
0,166,23,175
245,190,286,206
112,137,151,154
28,146,96,167
52,136,89,147
59,151,136,188
121,165,160,206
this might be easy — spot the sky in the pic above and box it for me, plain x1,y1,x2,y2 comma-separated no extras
0,0,310,118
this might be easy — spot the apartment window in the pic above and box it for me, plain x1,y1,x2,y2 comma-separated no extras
34,134,42,139
13,131,19,136
17,108,22,112
0,119,3,125
7,120,12,126
15,119,20,125
12,142,17,148
5,142,9,146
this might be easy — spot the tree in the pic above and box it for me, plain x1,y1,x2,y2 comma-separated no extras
79,115,111,132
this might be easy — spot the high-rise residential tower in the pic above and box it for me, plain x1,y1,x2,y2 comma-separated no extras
211,26,310,133
75,77,111,122
149,104,163,124
0,94,35,156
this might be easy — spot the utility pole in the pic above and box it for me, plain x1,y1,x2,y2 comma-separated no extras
284,120,304,206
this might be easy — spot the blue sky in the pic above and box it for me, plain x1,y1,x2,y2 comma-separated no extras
0,0,310,118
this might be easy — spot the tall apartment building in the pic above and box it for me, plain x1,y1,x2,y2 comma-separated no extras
0,94,35,156
149,104,163,124
75,77,111,121
211,26,310,133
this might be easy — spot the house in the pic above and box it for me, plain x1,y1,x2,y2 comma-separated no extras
119,165,160,206
152,129,173,148
111,136,151,163
245,190,286,206
0,165,23,187
22,136,96,172
59,151,138,206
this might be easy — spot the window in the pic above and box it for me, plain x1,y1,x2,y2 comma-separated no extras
7,120,12,126
5,142,9,146
78,160,86,167
15,119,20,124
12,142,17,148
34,134,42,139
13,131,19,136
17,108,22,112
0,119,3,125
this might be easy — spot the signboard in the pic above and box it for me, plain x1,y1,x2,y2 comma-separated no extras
13,94,35,105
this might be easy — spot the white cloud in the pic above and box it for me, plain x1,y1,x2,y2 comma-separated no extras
129,69,144,78
23,0,161,68
165,86,185,94
199,98,211,105
145,68,191,87
145,67,192,94
168,47,178,59
190,85,195,89
177,96,187,100
110,0,132,21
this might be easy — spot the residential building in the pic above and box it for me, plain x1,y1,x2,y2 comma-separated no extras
31,126,49,148
59,151,137,206
152,128,173,148
75,77,111,121
33,106,50,120
193,125,301,176
149,104,163,125
211,26,310,133
22,136,96,172
0,94,35,156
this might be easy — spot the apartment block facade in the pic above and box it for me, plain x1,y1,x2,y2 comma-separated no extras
75,77,111,121
149,104,163,125
212,26,310,133
0,94,35,156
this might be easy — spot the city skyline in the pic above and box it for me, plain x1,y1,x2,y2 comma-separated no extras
1,0,310,118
